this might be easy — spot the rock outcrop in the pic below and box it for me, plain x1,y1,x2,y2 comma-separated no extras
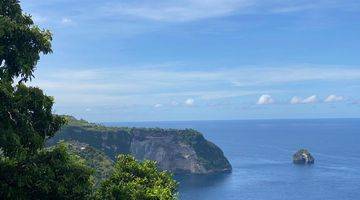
47,116,232,174
293,149,315,164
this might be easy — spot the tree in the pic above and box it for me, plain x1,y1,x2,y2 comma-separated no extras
0,1,94,199
0,0,64,157
0,84,65,157
96,155,178,200
0,144,94,199
0,0,52,83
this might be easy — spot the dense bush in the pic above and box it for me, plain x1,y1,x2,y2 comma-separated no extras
0,144,94,199
96,155,178,200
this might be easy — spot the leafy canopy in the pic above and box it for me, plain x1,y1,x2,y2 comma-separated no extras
0,1,93,199
0,0,65,158
0,0,52,83
96,155,178,200
0,144,94,199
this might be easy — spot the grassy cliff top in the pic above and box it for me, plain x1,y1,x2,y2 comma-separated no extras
62,115,202,137
62,115,124,132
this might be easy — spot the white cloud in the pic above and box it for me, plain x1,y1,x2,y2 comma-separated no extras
185,98,195,106
61,17,74,25
257,94,274,105
154,103,163,108
85,108,91,112
324,95,344,103
290,95,330,104
302,95,317,104
290,96,303,104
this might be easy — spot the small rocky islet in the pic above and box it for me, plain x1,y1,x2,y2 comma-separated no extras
293,149,315,165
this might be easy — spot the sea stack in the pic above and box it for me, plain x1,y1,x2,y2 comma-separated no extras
293,149,315,164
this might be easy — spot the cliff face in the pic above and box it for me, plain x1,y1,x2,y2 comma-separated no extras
130,128,232,174
47,116,232,174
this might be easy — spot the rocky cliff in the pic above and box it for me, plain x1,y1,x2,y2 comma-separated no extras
47,116,232,174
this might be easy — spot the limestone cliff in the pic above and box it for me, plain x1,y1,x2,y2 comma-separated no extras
47,116,232,174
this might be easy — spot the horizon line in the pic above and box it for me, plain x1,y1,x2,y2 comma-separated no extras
97,117,360,124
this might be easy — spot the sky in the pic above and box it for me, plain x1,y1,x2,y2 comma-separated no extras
20,0,360,122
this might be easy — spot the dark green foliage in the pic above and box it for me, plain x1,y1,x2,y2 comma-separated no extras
0,83,65,157
0,0,65,158
96,155,178,200
0,0,52,83
0,144,94,199
0,1,93,199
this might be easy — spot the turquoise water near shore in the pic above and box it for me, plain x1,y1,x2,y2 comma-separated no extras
104,119,360,200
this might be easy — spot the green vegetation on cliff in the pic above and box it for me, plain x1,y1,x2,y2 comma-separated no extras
58,141,114,187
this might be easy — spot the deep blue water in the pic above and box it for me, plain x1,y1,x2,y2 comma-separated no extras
103,119,360,200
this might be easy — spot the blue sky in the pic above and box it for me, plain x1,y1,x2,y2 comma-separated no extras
21,0,360,122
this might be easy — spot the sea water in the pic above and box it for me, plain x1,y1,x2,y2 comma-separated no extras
104,119,360,200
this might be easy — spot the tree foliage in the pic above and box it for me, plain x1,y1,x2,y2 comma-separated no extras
96,155,178,200
0,83,65,157
0,0,52,83
0,144,94,199
0,1,93,199
0,0,64,158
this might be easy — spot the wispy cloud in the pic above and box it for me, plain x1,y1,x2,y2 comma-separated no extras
290,95,317,104
302,95,317,104
154,103,163,108
290,94,346,105
60,17,75,26
101,0,357,22
29,64,360,109
32,14,48,23
103,0,255,22
230,65,360,87
290,96,303,104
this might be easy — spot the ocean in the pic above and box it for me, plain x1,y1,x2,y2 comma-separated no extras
104,119,360,200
